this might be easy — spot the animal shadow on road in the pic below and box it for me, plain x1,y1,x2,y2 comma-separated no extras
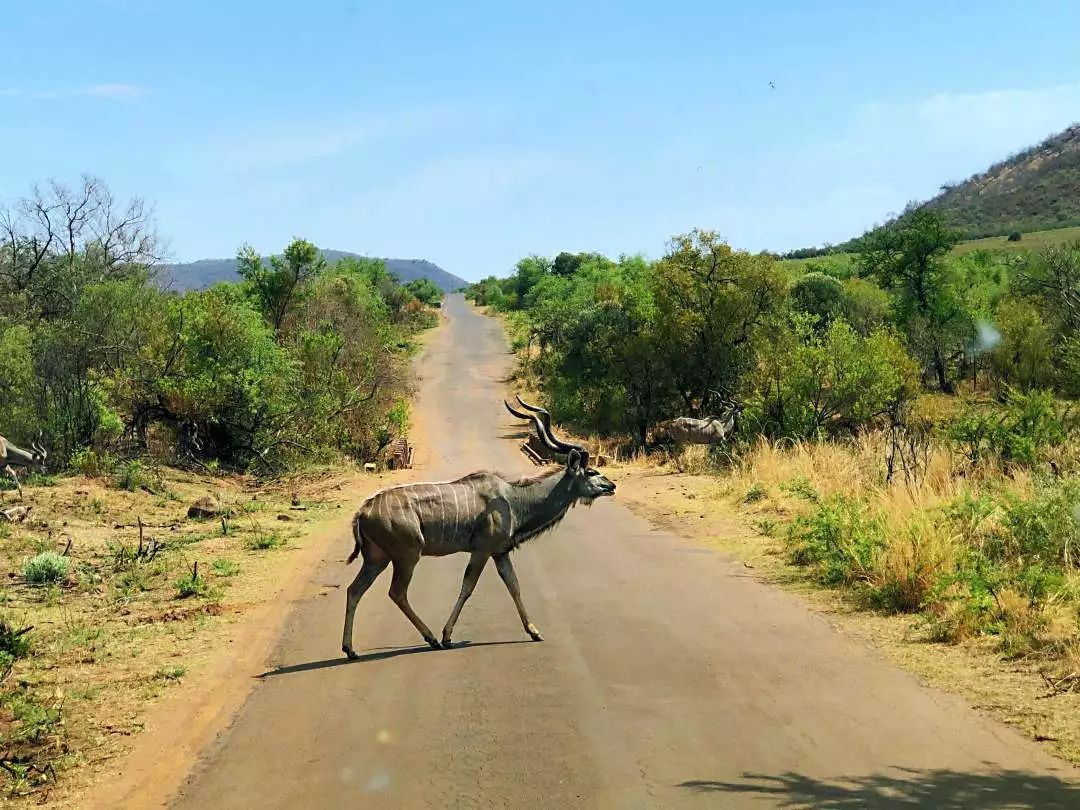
258,639,532,677
678,767,1080,809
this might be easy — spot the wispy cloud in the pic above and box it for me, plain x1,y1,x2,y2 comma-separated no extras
0,83,148,101
848,81,1080,163
81,83,147,100
210,104,477,174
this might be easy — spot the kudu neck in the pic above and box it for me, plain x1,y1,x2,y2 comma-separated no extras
513,469,577,535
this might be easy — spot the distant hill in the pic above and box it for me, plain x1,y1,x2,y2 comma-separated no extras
164,250,467,293
924,123,1080,239
784,123,1080,259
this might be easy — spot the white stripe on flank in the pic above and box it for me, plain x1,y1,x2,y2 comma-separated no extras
450,485,461,541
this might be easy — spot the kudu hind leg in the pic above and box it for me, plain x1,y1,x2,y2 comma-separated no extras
494,552,543,641
387,555,440,650
341,557,389,659
441,551,489,648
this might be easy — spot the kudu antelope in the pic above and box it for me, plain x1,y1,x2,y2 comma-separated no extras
0,434,48,500
341,398,615,658
654,396,744,446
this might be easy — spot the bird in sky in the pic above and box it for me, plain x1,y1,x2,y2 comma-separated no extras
769,81,776,90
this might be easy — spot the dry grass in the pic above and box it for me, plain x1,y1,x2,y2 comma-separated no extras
0,465,364,804
612,433,1080,765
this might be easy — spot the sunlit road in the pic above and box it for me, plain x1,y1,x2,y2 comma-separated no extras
172,294,1079,809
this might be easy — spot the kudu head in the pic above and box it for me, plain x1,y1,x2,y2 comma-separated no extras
29,432,48,472
505,397,616,502
709,390,744,427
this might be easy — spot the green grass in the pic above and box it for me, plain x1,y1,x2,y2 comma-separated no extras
210,558,241,577
780,226,1080,274
951,225,1080,256
244,531,285,551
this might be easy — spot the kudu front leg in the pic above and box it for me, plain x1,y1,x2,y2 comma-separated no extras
3,466,22,501
441,551,488,648
494,552,542,641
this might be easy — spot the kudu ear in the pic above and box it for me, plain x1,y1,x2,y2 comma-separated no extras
566,448,583,471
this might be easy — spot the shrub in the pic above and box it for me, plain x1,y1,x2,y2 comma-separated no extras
0,616,32,680
211,558,241,577
173,566,214,599
790,272,844,326
116,459,157,492
245,531,284,551
947,389,1069,466
69,448,117,479
23,552,69,585
743,483,767,503
787,496,883,587
755,318,920,439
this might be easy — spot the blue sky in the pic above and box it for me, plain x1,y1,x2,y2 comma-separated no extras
4,1,1080,281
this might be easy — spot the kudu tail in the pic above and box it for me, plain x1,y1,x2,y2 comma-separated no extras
347,514,363,564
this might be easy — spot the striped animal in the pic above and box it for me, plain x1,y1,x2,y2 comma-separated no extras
341,398,615,658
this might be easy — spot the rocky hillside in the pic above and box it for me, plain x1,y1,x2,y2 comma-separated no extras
925,123,1080,238
165,250,467,292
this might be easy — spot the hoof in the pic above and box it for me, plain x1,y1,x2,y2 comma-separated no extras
440,638,454,649
527,624,544,642
426,637,442,650
342,646,359,660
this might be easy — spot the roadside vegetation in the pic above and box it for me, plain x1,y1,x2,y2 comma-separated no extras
467,214,1080,701
0,177,440,800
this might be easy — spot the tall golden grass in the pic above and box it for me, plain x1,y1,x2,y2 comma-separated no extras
663,432,1078,664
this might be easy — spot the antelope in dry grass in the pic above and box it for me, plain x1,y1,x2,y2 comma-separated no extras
341,398,615,658
654,396,744,446
0,434,48,500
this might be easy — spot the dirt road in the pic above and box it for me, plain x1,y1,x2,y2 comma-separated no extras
172,295,1079,809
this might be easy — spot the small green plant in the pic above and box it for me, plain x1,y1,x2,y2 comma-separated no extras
781,476,820,503
173,563,213,598
0,615,33,680
116,458,158,492
743,483,768,504
752,517,778,537
211,558,241,577
69,447,117,478
787,495,881,587
245,531,284,551
154,664,186,682
23,551,69,585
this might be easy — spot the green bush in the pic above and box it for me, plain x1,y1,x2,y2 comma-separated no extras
245,531,284,551
787,496,883,587
23,552,69,585
173,567,215,599
790,272,844,326
947,389,1069,466
69,448,117,479
211,558,241,577
755,318,920,439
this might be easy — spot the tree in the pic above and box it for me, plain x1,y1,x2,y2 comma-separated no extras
857,209,964,392
652,230,787,414
0,176,160,321
791,272,844,327
237,238,326,335
404,277,442,306
754,317,920,438
840,277,891,336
